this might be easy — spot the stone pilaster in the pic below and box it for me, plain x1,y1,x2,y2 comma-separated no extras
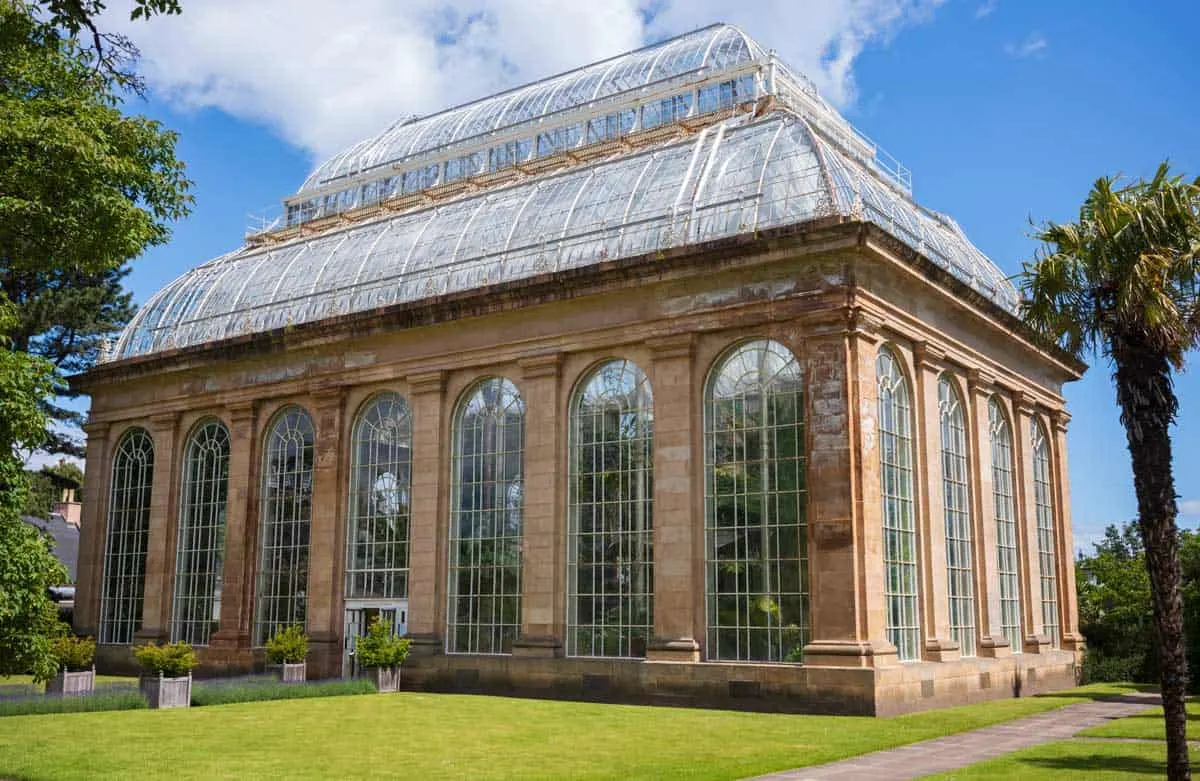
645,334,701,662
968,371,1009,658
803,313,895,667
306,387,347,677
513,354,565,657
1013,393,1051,653
211,402,257,653
135,412,180,644
406,371,447,656
912,342,958,661
1051,411,1085,653
74,422,111,638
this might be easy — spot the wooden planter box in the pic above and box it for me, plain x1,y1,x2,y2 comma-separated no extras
372,666,401,693
46,667,95,696
139,673,192,709
270,661,307,683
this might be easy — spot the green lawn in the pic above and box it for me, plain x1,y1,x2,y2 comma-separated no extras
927,739,1178,779
0,684,1140,780
1078,701,1200,741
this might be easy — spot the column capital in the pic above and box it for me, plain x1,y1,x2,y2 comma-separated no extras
311,383,349,405
226,400,256,423
407,370,446,396
967,368,998,394
911,340,946,369
847,306,886,343
646,333,694,361
1051,409,1071,432
519,352,563,380
81,421,110,442
149,411,180,431
1010,390,1039,418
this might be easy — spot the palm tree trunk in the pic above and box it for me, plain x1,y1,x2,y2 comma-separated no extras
1113,340,1190,780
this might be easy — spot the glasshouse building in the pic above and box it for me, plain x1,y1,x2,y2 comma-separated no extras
74,23,1084,715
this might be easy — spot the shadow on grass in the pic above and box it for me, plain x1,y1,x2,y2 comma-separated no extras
1021,755,1167,775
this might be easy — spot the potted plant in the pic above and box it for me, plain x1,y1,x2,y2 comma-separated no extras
46,635,96,696
133,641,197,709
265,624,308,682
354,617,410,693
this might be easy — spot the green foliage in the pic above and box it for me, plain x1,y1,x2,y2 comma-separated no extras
0,688,144,717
1,5,192,455
1076,521,1200,689
0,298,66,684
132,642,197,678
354,619,411,669
49,634,94,672
264,624,309,665
190,677,375,707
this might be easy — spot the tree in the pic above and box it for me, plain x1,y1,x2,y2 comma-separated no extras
1022,162,1200,780
1,4,192,454
21,460,84,518
0,297,67,682
1077,523,1154,683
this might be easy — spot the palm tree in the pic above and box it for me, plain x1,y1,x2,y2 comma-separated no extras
1022,161,1200,781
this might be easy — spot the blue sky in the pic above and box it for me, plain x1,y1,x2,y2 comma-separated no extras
102,0,1199,550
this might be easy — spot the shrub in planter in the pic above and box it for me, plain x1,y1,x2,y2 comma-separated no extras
354,618,410,693
46,635,96,696
133,642,197,709
265,624,308,682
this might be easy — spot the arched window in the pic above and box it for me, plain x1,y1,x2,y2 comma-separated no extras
704,339,807,662
100,428,154,644
171,419,230,646
877,348,919,661
1032,421,1060,647
448,378,524,655
988,399,1022,653
567,359,653,658
347,392,413,600
939,375,976,657
254,406,315,646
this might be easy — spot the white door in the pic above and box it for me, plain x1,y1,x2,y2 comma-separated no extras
342,601,409,677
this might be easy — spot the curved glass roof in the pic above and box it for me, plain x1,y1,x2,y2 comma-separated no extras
301,24,765,194
111,25,1019,361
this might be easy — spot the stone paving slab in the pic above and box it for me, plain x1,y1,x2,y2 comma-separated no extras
749,693,1160,781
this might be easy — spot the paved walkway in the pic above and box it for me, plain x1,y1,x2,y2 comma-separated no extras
751,693,1160,780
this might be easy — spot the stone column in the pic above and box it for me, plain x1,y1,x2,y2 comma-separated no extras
406,371,447,655
803,315,894,667
968,371,1010,658
1013,394,1051,653
307,387,347,677
513,353,565,657
74,422,111,638
211,402,257,654
645,335,700,663
912,342,958,661
135,412,181,644
1051,411,1086,653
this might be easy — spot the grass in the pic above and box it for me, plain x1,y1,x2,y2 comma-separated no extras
0,683,1142,780
926,739,1179,779
1078,701,1200,741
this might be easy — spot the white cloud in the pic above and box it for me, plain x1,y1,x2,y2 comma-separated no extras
975,0,997,18
1180,499,1200,517
1005,31,1048,58
107,1,945,164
